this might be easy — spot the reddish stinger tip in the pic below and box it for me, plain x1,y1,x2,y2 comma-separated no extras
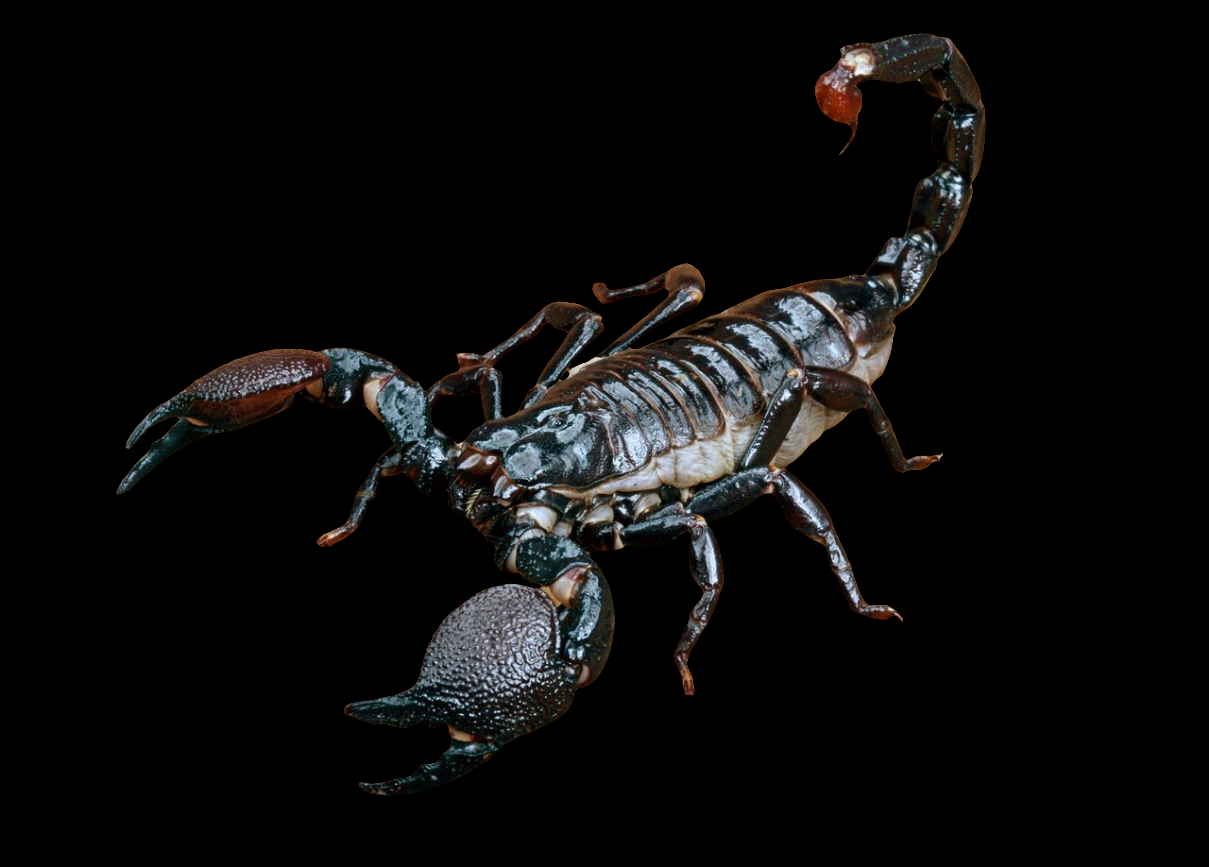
815,62,863,155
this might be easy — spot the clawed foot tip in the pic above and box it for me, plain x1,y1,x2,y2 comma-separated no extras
317,528,350,547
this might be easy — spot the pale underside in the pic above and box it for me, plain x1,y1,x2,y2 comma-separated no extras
554,332,894,500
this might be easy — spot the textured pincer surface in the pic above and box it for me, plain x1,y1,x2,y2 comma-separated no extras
412,585,577,742
175,349,330,429
185,349,329,402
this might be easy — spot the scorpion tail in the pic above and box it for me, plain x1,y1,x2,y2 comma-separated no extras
818,36,983,315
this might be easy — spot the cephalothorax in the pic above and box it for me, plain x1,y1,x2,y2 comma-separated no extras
118,35,982,794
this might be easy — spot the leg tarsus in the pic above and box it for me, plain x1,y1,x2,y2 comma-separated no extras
596,264,705,357
800,368,939,473
769,469,902,621
429,360,503,421
687,467,901,622
520,306,604,409
674,523,724,695
317,446,404,546
453,303,603,415
742,367,938,473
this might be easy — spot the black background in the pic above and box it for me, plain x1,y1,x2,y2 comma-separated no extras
102,27,990,826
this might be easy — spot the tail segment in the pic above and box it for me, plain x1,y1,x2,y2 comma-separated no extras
817,35,984,315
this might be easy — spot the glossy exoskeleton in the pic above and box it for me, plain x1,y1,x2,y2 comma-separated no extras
118,34,982,794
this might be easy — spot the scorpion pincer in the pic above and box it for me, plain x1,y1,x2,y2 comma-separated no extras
117,34,982,793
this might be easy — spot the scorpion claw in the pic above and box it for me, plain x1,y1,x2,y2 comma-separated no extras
344,695,424,726
357,740,500,796
346,585,579,794
118,350,330,493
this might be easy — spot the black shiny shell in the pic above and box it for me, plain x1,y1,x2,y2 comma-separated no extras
463,281,889,495
412,585,576,742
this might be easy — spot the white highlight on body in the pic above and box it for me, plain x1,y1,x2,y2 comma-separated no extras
633,493,661,520
362,375,393,421
515,503,558,532
457,452,483,470
566,358,598,380
505,527,545,572
841,48,875,77
582,504,614,524
542,574,580,608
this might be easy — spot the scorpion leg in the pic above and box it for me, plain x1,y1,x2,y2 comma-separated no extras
454,302,604,412
593,264,705,357
740,369,808,471
674,525,724,695
800,368,940,471
613,508,723,694
741,368,940,472
316,446,404,546
688,468,900,622
428,358,505,422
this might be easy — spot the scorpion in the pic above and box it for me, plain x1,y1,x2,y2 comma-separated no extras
117,34,982,794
